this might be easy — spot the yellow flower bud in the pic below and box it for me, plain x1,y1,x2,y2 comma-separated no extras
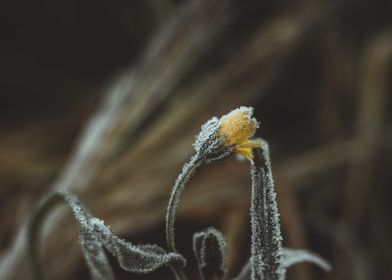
218,107,261,162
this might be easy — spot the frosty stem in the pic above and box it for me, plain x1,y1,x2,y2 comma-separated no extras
165,153,203,279
250,142,285,280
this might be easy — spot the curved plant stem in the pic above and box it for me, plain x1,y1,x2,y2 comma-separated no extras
165,153,203,279
28,191,66,280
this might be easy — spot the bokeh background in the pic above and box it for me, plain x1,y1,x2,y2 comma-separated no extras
1,0,392,279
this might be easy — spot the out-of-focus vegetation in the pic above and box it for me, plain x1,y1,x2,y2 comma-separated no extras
0,0,391,279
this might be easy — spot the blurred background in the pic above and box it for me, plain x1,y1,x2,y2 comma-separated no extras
1,0,392,279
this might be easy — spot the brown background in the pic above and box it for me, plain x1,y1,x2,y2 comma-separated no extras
1,0,392,279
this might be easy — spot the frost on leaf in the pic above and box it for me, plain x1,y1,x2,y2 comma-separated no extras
282,248,331,271
247,141,331,280
64,193,115,280
28,190,185,280
193,227,227,280
234,248,331,280
250,142,285,280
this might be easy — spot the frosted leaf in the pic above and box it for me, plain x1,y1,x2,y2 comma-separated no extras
233,248,331,280
245,141,331,280
193,227,227,280
65,193,186,275
63,193,115,280
27,191,115,280
78,231,114,280
28,190,186,280
98,231,186,273
282,248,331,271
250,142,285,280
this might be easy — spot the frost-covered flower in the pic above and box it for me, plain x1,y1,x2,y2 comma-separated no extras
194,106,261,162
218,106,261,162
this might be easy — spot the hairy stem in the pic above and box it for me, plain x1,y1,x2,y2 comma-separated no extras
165,154,203,279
